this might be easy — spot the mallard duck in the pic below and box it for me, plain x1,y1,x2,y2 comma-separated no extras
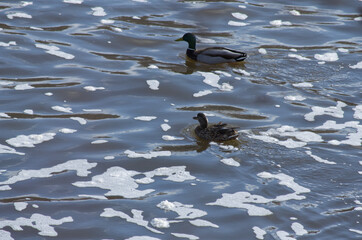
175,33,247,64
193,113,239,141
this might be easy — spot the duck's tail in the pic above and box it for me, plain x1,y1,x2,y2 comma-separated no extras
235,52,247,61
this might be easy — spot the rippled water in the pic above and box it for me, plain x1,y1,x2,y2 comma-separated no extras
1,0,361,239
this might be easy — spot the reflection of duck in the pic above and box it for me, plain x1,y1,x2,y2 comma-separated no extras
175,33,247,64
193,113,239,141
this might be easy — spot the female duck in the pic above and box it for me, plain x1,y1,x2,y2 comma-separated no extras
175,33,247,64
193,113,239,141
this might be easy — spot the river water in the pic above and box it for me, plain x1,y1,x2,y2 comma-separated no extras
0,0,361,239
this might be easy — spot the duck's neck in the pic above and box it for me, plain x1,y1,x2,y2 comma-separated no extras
198,118,208,129
186,48,197,60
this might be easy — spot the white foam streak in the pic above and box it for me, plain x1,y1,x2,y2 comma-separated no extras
6,133,56,148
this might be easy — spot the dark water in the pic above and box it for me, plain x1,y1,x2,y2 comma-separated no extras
0,0,361,239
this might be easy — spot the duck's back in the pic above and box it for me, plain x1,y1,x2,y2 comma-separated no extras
196,47,247,64
195,123,239,141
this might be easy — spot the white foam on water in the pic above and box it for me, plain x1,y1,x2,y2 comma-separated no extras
355,17,362,21
146,80,160,90
304,101,346,121
63,0,83,4
14,202,28,211
220,158,240,167
270,20,292,26
45,92,53,96
132,0,148,2
0,159,96,189
59,128,77,134
74,166,154,198
74,166,194,199
215,71,232,77
32,204,39,208
7,12,32,19
100,208,162,234
0,214,73,237
162,135,184,141
290,48,298,52
259,48,267,54
150,218,170,228
0,185,11,191
290,10,301,16
104,155,115,160
157,200,207,219
83,86,105,91
291,222,308,236
161,123,171,131
171,233,199,240
315,120,362,146
199,72,220,88
0,113,10,118
314,52,338,62
350,61,362,69
198,71,233,91
15,83,33,90
21,1,33,7
82,109,102,112
30,26,43,30
24,109,33,114
276,230,296,240
247,125,322,149
189,219,219,228
293,82,313,88
0,230,12,239
337,48,349,53
113,27,123,32
253,226,267,239
125,237,161,240
91,7,106,16
305,150,336,164
288,53,310,61
101,19,114,24
234,68,251,76
193,90,212,97
284,95,306,101
349,229,362,234
134,116,157,121
148,64,159,69
238,5,246,8
0,41,17,47
258,172,310,194
0,144,25,155
6,132,56,148
207,191,273,216
91,139,108,144
353,105,362,120
125,150,171,159
227,20,248,26
232,12,248,20
70,117,87,125
141,166,196,183
248,134,307,148
35,43,74,60
52,106,72,113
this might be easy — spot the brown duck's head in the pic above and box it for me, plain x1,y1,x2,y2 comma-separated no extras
193,112,208,129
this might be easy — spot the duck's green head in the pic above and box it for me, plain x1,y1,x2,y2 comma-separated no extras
175,33,196,50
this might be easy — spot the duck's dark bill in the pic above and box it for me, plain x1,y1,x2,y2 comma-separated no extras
175,37,183,41
193,116,198,119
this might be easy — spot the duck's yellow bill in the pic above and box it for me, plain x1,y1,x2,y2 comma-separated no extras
175,37,183,41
